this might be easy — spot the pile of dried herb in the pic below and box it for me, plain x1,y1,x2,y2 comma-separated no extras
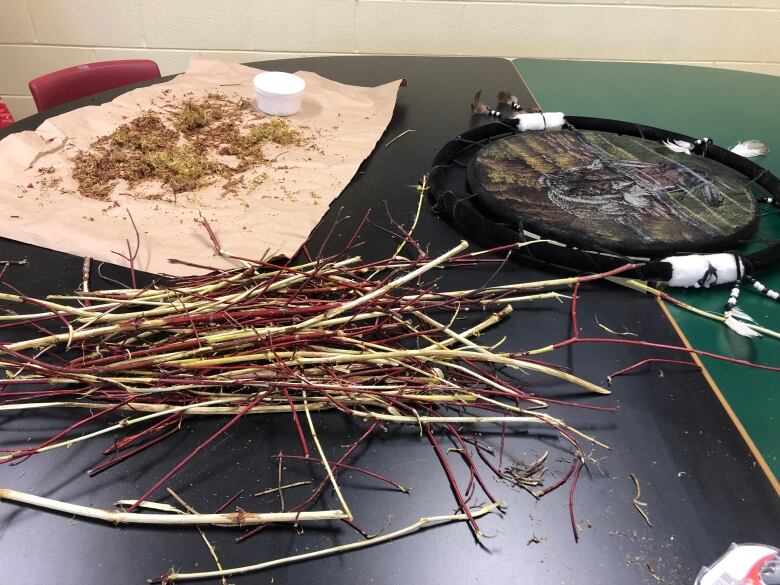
71,93,305,201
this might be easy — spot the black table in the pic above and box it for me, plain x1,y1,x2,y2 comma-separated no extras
1,56,777,585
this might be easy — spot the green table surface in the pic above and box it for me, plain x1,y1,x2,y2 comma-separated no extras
513,58,780,483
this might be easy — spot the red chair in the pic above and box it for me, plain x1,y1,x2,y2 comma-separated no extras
28,59,161,113
0,97,14,128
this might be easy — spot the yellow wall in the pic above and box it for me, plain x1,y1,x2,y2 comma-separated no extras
2,0,779,120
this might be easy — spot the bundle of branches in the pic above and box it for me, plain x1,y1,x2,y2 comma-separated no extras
1,223,775,582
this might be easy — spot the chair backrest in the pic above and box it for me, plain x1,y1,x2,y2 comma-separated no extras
0,97,14,128
28,59,161,112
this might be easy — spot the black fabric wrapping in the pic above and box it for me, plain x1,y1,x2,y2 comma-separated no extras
428,118,780,280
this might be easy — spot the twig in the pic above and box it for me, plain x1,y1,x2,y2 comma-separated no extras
214,490,244,513
569,457,584,542
277,452,285,511
594,315,637,337
110,210,140,288
607,358,699,385
277,455,409,493
97,261,129,288
0,489,347,525
646,562,660,581
254,481,311,497
87,427,179,476
384,129,415,148
630,473,652,527
389,174,427,261
425,426,481,537
157,502,501,582
302,390,353,520
198,210,224,256
166,488,229,585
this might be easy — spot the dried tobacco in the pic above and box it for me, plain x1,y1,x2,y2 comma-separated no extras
71,93,305,201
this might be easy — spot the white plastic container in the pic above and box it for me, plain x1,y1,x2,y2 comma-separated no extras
252,72,306,116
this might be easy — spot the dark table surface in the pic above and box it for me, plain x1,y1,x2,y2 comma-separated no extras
0,56,777,585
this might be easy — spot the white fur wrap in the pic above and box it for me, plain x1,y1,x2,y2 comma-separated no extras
513,112,565,132
661,254,743,288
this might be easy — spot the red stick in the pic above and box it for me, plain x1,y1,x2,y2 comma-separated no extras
87,427,179,476
198,212,223,254
127,390,271,512
214,489,244,513
277,454,408,492
570,283,580,338
608,358,700,382
445,423,498,504
279,386,309,457
470,434,504,479
3,396,135,463
569,458,584,542
103,412,183,454
424,425,481,537
573,338,780,372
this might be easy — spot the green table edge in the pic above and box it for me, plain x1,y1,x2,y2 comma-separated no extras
511,57,780,483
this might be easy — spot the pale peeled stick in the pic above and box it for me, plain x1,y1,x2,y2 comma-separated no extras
253,72,306,116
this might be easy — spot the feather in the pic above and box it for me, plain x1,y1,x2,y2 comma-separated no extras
663,139,692,155
724,314,762,338
730,140,768,158
730,306,756,323
471,90,490,115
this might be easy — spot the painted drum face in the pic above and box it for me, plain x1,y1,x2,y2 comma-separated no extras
468,130,759,257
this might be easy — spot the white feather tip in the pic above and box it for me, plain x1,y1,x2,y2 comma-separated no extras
724,315,762,338
730,306,757,324
663,139,692,155
730,140,768,158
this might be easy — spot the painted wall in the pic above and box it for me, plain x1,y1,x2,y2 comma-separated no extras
1,0,778,120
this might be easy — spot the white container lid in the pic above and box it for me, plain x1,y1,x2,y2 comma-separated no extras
253,72,305,96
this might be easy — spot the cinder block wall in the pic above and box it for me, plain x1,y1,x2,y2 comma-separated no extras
2,0,778,120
